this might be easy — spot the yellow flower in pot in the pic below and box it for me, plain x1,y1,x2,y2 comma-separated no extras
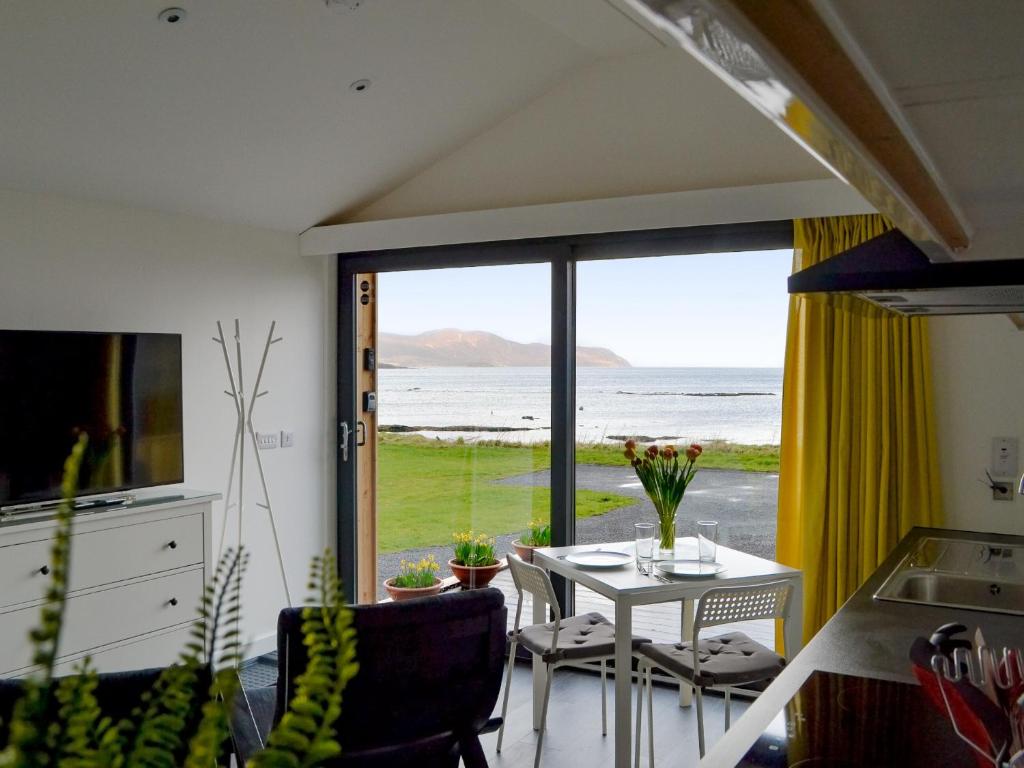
449,531,501,589
385,554,442,601
511,518,551,563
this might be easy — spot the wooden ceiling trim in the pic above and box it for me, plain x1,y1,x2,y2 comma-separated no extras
639,0,971,257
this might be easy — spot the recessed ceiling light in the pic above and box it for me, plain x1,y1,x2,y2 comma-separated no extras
349,79,371,93
158,7,187,24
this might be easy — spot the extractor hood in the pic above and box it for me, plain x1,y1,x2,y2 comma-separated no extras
787,229,1024,316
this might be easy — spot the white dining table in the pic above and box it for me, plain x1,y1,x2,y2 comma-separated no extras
532,537,803,768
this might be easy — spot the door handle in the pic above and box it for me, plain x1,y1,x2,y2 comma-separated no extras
339,421,351,463
356,421,367,447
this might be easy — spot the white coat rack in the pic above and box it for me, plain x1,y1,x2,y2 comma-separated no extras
213,319,292,607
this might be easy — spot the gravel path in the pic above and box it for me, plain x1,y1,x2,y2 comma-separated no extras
376,465,778,599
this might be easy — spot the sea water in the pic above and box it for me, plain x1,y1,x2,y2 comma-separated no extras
378,367,783,445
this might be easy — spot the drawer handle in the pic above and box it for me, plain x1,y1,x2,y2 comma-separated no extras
38,565,50,576
168,598,179,607
167,540,178,550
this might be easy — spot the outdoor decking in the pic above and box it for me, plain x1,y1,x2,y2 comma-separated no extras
490,570,775,650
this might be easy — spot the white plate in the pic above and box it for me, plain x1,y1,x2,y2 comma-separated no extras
654,560,727,578
565,550,633,569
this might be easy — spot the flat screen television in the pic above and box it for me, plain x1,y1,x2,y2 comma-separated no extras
0,330,184,507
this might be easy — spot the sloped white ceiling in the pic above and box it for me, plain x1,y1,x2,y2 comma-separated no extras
0,1,648,233
350,48,831,222
0,1,831,234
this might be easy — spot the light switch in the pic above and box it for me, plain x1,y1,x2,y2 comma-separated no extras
256,432,279,450
991,437,1018,479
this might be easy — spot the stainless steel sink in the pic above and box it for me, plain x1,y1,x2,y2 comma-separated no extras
874,536,1024,616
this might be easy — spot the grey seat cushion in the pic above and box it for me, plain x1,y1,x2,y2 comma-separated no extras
638,631,784,687
515,612,650,663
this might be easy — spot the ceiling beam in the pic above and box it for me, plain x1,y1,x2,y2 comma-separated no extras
299,180,871,256
630,0,972,260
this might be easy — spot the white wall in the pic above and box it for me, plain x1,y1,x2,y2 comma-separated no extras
931,314,1024,535
0,188,328,654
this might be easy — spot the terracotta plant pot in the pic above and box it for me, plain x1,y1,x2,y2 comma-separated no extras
384,577,442,602
448,558,502,589
511,539,539,563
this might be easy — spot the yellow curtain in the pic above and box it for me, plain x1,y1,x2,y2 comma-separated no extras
776,215,943,649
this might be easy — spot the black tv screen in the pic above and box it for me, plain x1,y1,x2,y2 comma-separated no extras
0,330,184,506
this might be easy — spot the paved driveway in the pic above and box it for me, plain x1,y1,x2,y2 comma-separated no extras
499,465,778,558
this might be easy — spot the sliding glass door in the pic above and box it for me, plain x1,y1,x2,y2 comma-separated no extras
336,223,792,607
571,250,791,643
336,244,569,605
371,264,551,603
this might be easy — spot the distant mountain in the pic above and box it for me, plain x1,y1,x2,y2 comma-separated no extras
378,329,630,368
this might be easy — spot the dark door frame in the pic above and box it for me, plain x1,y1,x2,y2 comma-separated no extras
336,220,793,607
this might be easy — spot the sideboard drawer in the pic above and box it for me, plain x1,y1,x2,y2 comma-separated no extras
0,513,204,609
0,568,203,675
50,626,193,678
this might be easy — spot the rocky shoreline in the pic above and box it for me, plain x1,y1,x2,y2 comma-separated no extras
615,391,776,397
380,424,540,433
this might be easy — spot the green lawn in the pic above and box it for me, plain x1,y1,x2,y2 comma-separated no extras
378,436,630,552
377,435,780,553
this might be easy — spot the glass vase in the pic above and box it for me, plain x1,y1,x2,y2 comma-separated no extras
657,509,677,558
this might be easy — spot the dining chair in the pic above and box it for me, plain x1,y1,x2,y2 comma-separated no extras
633,580,793,764
496,554,650,768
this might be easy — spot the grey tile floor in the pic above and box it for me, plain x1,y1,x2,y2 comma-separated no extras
486,661,748,768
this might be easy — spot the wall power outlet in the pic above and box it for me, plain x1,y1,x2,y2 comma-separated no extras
992,480,1014,502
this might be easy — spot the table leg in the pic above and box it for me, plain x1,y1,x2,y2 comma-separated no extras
532,591,547,730
784,575,804,658
679,598,694,707
614,599,633,768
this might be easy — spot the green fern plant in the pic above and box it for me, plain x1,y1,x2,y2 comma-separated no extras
0,434,89,768
0,436,359,767
118,548,248,767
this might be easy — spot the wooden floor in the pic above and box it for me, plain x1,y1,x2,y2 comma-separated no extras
490,571,775,650
484,661,750,768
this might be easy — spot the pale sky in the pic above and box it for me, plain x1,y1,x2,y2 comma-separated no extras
378,249,793,367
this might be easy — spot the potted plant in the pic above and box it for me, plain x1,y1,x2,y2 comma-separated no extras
624,439,702,557
1,435,359,767
512,518,551,563
385,554,443,600
449,531,502,589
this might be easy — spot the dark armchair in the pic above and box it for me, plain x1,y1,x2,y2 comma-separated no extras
0,667,166,741
233,588,508,767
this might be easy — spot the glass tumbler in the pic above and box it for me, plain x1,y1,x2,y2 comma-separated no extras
697,520,719,563
634,522,655,562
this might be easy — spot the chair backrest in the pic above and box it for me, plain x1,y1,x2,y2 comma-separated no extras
506,554,561,625
693,580,793,640
275,588,506,767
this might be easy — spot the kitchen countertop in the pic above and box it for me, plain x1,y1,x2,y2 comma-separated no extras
702,526,1024,767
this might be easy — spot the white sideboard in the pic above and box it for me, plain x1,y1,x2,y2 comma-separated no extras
0,490,216,678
